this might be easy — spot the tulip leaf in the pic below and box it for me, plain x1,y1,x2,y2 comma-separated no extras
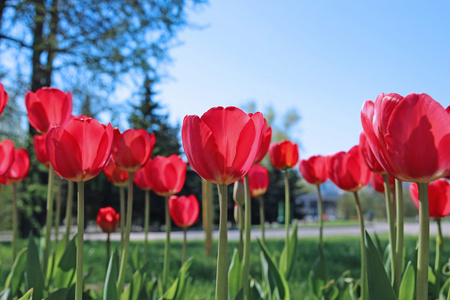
249,279,264,300
364,231,396,300
4,247,27,296
103,251,119,300
279,220,298,279
130,268,146,300
398,262,414,300
308,247,328,297
17,288,33,300
54,236,77,288
45,287,71,300
160,257,193,300
229,248,243,299
25,235,44,300
0,288,11,300
233,288,243,300
258,239,290,300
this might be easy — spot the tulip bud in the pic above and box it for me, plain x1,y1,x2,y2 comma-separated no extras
233,179,245,206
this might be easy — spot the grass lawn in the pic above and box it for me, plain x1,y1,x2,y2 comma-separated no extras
0,234,445,299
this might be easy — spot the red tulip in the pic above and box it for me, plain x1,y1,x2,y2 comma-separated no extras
46,116,113,182
269,140,299,170
103,157,129,187
0,139,14,176
410,180,450,218
133,158,153,190
253,119,272,164
369,172,395,194
248,164,269,198
361,93,450,183
182,106,265,185
3,148,30,184
34,134,49,167
147,155,186,196
96,207,120,233
169,195,199,228
112,128,155,172
25,87,73,134
0,82,8,117
327,146,370,192
299,155,328,185
359,132,385,174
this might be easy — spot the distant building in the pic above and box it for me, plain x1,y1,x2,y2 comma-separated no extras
294,181,341,220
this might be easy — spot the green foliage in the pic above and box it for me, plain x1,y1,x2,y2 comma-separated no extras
228,248,243,299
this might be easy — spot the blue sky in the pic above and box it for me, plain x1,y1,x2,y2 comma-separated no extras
157,1,450,158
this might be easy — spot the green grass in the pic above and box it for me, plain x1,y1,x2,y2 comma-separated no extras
0,234,446,299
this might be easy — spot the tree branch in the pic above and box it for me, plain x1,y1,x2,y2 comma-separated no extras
0,34,31,48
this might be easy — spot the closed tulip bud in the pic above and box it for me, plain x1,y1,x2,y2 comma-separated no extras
0,82,8,117
4,148,30,184
233,179,245,206
169,195,199,228
97,207,120,233
269,140,299,170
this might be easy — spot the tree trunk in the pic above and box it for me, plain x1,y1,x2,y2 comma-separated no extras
31,0,48,91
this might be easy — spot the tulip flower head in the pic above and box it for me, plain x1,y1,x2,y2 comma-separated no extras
0,82,8,117
248,164,269,198
34,134,49,167
182,106,265,185
361,93,450,182
147,155,187,196
133,158,153,190
4,148,30,184
410,180,450,219
0,139,14,176
253,118,272,164
369,172,395,194
299,155,328,185
327,146,370,192
97,207,120,233
112,128,155,172
169,195,199,228
359,132,385,174
25,87,73,134
46,116,113,182
269,140,299,170
103,157,129,187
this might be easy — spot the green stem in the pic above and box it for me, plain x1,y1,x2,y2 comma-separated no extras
284,170,290,259
117,173,134,295
259,197,265,245
215,184,228,300
435,218,443,294
353,191,367,300
394,179,404,294
202,179,213,257
162,195,171,290
119,186,125,252
75,181,85,300
144,189,150,261
54,176,62,242
242,175,251,299
238,205,244,260
12,183,18,261
316,184,324,251
64,180,74,246
106,232,110,276
383,174,396,287
44,165,55,276
417,182,430,300
182,227,187,265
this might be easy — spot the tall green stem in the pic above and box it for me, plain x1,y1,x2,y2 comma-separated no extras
182,227,187,265
394,179,404,294
242,175,251,299
75,181,85,300
54,177,62,242
353,191,367,300
12,183,18,261
382,174,396,287
316,184,324,251
119,186,125,251
259,197,265,244
162,195,171,290
117,173,134,295
144,189,150,261
435,218,443,294
238,204,244,259
215,184,228,300
106,232,110,275
202,179,213,257
64,180,74,246
417,182,429,300
44,165,55,276
284,170,290,257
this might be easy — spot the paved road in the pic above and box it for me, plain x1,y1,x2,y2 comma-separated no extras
79,221,450,241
